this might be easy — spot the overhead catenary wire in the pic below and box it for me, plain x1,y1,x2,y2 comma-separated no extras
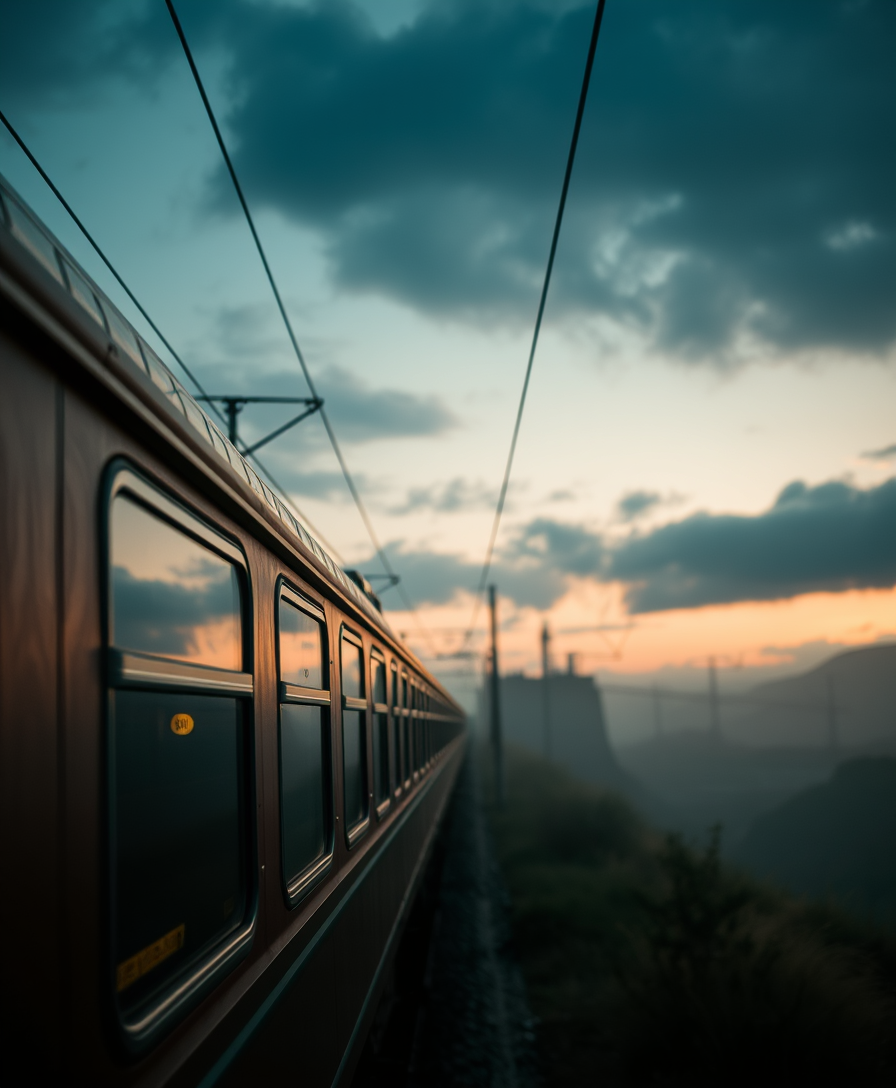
0,106,219,421
165,0,439,659
0,108,337,559
461,0,607,650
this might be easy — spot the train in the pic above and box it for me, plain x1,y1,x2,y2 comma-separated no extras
0,172,466,1086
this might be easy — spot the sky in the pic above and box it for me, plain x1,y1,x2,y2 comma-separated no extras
2,0,894,724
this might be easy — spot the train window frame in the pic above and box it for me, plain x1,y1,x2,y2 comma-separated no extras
103,461,257,1054
411,679,421,782
390,662,403,800
276,582,335,906
401,669,412,790
340,627,370,846
370,648,391,819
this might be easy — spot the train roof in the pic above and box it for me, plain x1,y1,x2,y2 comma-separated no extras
0,172,419,660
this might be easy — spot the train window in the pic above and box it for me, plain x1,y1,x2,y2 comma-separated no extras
5,193,65,285
278,591,332,900
413,683,422,774
371,653,390,814
106,471,253,1037
341,632,369,842
110,496,241,670
60,257,106,329
401,673,411,786
280,600,324,688
106,306,145,369
390,663,402,798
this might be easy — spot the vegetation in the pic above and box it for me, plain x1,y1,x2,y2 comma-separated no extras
486,746,896,1087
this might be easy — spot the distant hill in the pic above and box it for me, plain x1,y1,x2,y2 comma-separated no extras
615,732,839,847
733,757,896,926
726,643,896,749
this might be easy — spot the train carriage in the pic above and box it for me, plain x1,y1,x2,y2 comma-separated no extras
0,173,465,1087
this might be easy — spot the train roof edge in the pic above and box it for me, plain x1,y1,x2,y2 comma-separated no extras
0,172,440,676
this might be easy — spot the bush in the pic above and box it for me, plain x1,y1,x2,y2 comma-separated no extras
488,746,896,1088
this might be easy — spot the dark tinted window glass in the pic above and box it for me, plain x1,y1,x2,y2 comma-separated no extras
373,713,390,804
372,658,386,705
343,710,366,828
402,715,411,783
113,690,245,1011
280,704,327,881
342,638,363,700
390,667,401,791
111,496,241,670
6,196,64,283
280,600,324,688
61,258,105,328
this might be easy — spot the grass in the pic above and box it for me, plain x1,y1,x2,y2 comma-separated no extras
486,746,896,1087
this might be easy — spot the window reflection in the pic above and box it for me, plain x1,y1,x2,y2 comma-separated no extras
342,640,363,701
113,689,245,1012
343,710,366,828
280,704,327,881
111,496,241,670
280,599,324,688
372,658,386,705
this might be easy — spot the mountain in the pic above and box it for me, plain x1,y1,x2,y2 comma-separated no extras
725,643,896,749
733,757,896,925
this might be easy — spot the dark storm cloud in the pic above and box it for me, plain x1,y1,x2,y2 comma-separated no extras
503,517,603,576
0,0,175,108
111,564,236,655
389,477,496,515
374,539,565,610
3,0,893,357
862,442,896,461
609,477,896,613
371,476,896,612
196,0,896,358
616,490,662,522
199,305,455,442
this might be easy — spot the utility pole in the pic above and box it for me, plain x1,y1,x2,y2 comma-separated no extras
541,620,552,759
708,656,721,739
652,683,663,739
825,667,840,754
488,585,504,807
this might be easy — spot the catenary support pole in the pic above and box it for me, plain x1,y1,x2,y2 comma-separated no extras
489,586,505,807
708,656,721,738
541,621,552,759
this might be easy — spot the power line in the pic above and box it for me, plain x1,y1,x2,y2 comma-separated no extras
0,108,339,563
0,106,221,423
461,0,607,649
165,0,438,659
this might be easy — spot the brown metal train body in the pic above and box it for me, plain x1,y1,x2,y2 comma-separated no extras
0,175,465,1087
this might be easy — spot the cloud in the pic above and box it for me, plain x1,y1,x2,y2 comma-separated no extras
198,0,896,358
609,476,896,612
389,477,495,514
616,490,663,522
7,1,892,361
373,476,896,614
862,442,896,461
503,517,603,577
372,538,568,610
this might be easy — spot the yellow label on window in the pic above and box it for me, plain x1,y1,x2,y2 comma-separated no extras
170,713,194,735
116,923,185,993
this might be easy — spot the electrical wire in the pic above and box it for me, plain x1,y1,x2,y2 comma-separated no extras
165,0,439,658
0,106,224,427
461,0,607,650
0,108,339,561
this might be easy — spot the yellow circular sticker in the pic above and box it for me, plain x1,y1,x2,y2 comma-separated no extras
170,713,194,736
